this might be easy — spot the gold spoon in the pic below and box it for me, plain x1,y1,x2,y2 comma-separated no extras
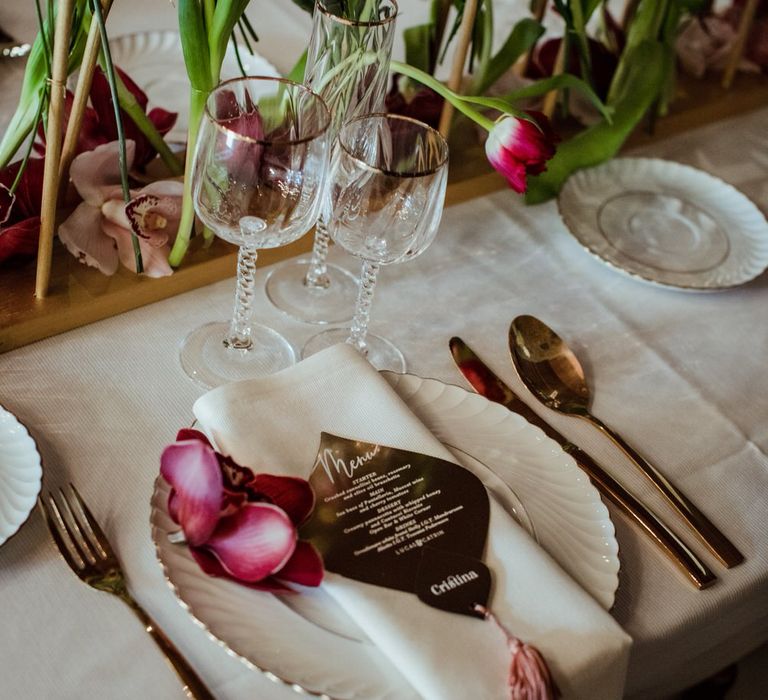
509,314,744,569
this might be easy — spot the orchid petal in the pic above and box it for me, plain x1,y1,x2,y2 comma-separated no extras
175,428,212,446
203,503,297,582
58,203,119,274
0,184,14,226
275,541,324,587
189,547,294,592
0,216,40,265
160,440,223,546
220,456,258,495
103,219,173,277
250,474,315,526
13,157,46,218
148,107,178,139
124,181,183,244
70,140,137,206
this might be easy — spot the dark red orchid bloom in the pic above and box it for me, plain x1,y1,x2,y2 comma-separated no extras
161,429,324,592
385,75,444,130
0,157,44,265
35,66,177,169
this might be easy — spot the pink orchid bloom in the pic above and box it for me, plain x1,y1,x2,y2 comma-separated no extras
160,429,323,592
484,111,558,194
58,140,183,277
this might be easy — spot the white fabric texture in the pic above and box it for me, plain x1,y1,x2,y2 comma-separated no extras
1,2,768,699
193,343,632,700
0,105,766,698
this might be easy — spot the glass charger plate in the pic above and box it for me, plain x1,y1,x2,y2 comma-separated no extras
558,157,768,290
150,373,619,698
0,405,43,547
108,30,280,142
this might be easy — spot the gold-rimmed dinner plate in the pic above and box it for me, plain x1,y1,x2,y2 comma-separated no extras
150,373,619,698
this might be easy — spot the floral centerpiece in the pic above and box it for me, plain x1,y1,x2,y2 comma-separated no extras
0,0,763,287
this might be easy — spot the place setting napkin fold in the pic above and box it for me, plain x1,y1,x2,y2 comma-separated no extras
193,343,632,700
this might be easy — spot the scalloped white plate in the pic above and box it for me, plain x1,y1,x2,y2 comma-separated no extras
150,374,618,698
108,30,281,142
0,406,43,546
558,158,768,290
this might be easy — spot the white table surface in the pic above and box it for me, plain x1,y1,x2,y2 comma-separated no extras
1,2,768,699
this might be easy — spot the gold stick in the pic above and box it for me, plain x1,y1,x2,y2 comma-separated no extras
541,37,566,119
438,0,479,138
35,0,76,299
722,0,759,89
58,0,113,199
515,0,548,78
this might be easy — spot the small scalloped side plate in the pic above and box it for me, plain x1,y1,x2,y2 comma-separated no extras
150,373,619,699
558,157,768,290
0,406,43,547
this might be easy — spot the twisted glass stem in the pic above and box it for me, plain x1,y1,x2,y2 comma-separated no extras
226,246,258,350
304,216,332,289
347,260,380,355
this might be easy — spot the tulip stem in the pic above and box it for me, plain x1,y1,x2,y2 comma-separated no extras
390,60,495,131
114,72,184,176
168,87,208,267
90,0,143,273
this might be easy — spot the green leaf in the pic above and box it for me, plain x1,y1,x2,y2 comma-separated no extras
404,24,433,73
525,40,666,204
286,49,308,82
0,0,89,168
492,73,612,122
209,0,251,80
473,18,544,94
178,0,214,90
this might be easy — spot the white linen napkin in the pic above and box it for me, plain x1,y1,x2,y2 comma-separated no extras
193,344,632,700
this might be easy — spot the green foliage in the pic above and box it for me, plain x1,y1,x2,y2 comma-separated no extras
404,24,433,73
484,73,612,121
0,0,90,168
473,18,544,94
170,0,254,265
526,40,667,203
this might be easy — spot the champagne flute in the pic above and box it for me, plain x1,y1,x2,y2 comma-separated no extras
265,0,398,325
180,77,331,388
302,114,448,371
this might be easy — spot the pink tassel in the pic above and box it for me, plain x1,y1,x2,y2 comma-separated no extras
474,604,560,700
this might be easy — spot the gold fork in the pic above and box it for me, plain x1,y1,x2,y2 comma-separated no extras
39,485,216,700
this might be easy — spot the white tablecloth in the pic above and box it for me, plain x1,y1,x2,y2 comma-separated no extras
1,2,768,699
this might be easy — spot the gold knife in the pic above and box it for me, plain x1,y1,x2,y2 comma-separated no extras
449,337,717,590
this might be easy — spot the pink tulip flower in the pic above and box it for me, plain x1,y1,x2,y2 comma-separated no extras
484,112,558,194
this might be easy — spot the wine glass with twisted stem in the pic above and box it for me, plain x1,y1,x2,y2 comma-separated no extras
302,113,449,372
265,0,398,325
179,77,331,388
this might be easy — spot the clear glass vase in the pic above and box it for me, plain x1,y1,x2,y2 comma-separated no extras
265,0,398,324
